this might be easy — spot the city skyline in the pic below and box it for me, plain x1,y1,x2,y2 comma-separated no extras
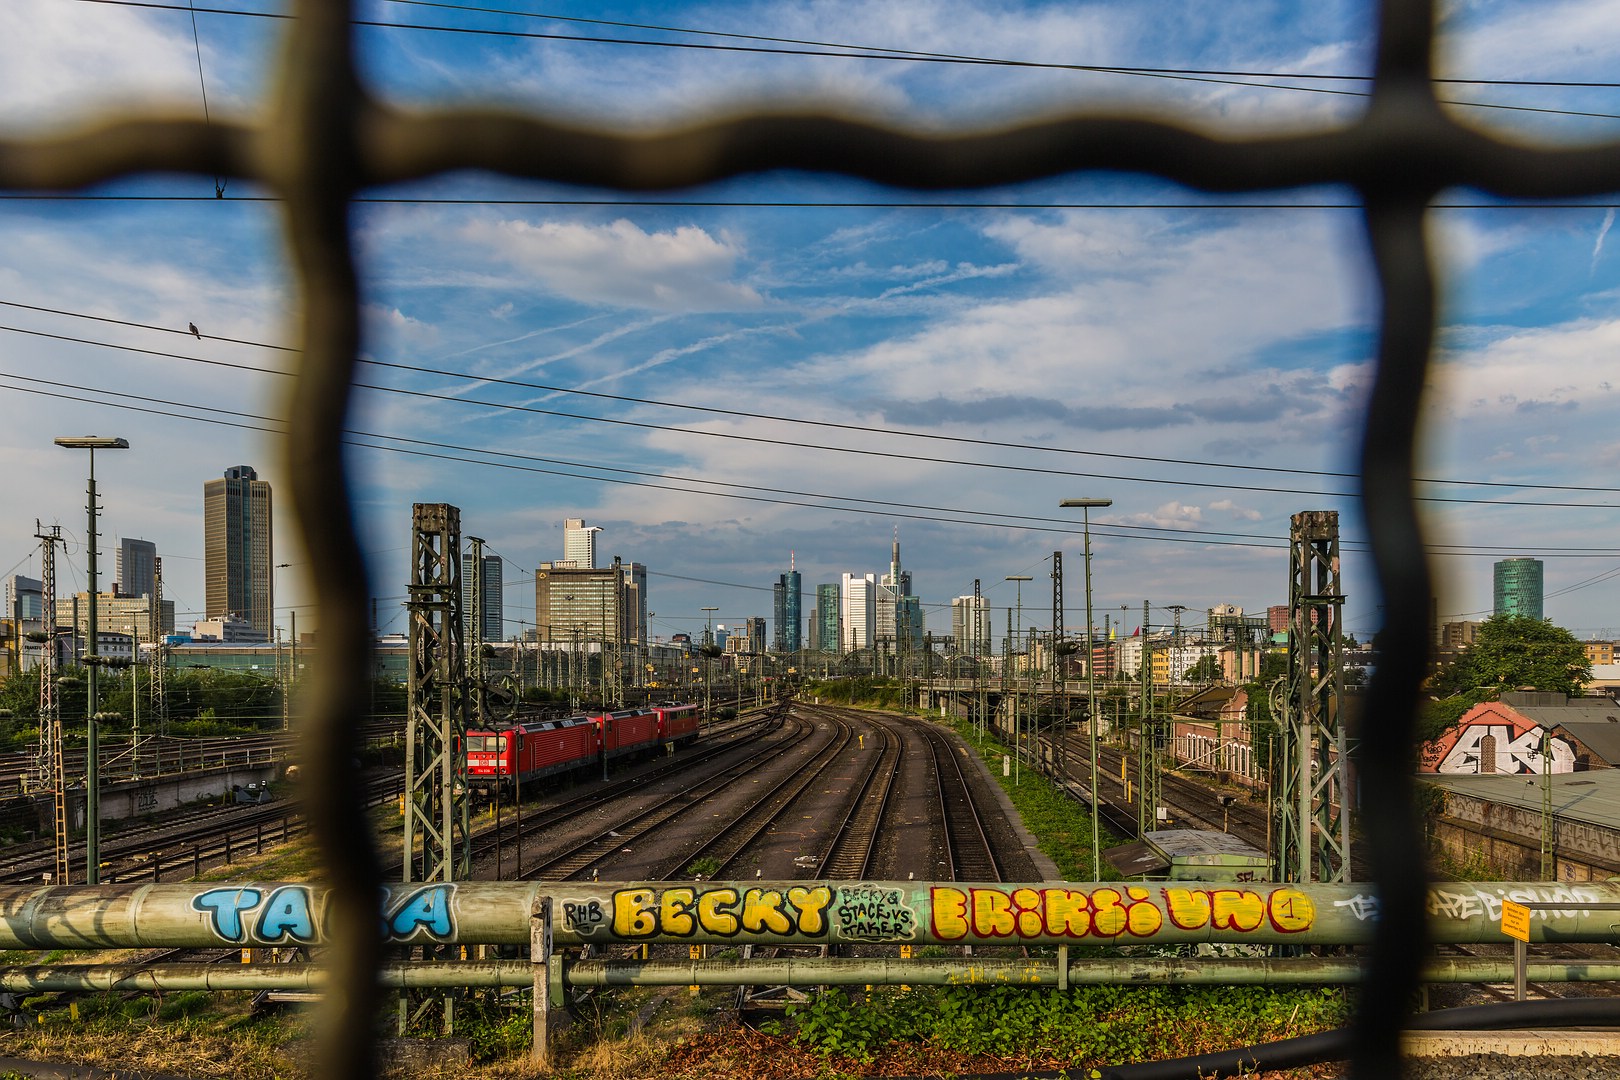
6,3,1620,647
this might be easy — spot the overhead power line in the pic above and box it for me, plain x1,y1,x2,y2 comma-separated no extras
4,299,1618,501
9,195,1620,210
3,369,1619,561
70,0,1620,123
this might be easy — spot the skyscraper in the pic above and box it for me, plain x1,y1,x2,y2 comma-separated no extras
116,538,157,599
875,533,921,652
815,583,839,653
773,555,802,652
460,552,504,643
1493,558,1544,620
744,616,767,654
204,465,273,638
840,572,876,652
622,561,647,646
563,518,602,569
952,595,990,657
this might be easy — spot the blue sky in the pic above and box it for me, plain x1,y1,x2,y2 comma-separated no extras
5,0,1620,649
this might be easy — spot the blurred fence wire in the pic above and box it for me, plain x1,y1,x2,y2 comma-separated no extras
6,2,1620,1076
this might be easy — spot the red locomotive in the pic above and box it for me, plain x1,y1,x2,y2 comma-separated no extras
465,702,703,796
653,703,701,746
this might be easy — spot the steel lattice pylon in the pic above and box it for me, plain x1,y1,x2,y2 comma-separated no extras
403,503,470,885
149,557,166,737
1276,510,1350,883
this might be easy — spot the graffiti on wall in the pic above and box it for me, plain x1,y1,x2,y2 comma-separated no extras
578,883,1316,944
1421,712,1576,774
192,883,457,946
930,885,1315,941
1333,884,1605,923
602,885,837,940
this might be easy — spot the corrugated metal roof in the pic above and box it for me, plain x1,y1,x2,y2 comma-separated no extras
1424,770,1620,832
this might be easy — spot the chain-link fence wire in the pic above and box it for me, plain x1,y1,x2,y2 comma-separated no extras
7,1,1620,1076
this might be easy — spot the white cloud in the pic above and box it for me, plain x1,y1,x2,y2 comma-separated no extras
462,218,765,312
1209,499,1263,521
1129,502,1206,529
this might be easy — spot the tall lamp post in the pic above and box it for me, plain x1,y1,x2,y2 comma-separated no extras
56,435,129,885
1061,497,1112,882
1005,576,1032,784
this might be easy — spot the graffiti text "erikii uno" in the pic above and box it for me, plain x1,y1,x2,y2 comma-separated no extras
930,886,1316,940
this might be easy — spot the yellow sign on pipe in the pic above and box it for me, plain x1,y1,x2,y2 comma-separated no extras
1500,899,1531,943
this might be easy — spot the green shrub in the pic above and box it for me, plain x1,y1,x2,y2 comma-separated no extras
787,983,1351,1065
156,990,210,1021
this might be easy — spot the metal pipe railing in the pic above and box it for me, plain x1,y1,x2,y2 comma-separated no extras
4,956,1620,994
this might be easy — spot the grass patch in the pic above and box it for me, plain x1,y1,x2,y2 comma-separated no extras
785,982,1352,1068
0,992,303,1080
945,715,1125,882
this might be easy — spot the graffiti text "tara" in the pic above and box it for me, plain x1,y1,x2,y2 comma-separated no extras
191,884,456,945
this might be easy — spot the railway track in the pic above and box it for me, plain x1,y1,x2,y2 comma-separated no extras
1,772,404,884
815,717,902,880
515,711,822,882
469,708,787,873
916,719,1006,882
654,707,864,879
0,720,406,796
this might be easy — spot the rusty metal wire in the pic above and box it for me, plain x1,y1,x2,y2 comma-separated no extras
6,1,1620,1076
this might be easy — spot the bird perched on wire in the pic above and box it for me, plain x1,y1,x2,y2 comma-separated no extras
188,322,201,339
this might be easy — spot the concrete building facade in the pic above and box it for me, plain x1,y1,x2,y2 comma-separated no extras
951,594,990,658
204,465,273,638
562,518,601,569
840,572,876,653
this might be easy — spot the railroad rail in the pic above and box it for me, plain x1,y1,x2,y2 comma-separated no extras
469,708,786,875
0,772,405,885
515,711,819,882
911,718,1004,883
815,715,902,880
659,709,860,879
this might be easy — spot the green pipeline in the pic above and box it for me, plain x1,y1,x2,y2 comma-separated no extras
1,879,1617,951
2,957,1620,993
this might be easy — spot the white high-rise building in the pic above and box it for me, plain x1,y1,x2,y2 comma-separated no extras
840,572,876,653
951,595,990,657
563,518,602,569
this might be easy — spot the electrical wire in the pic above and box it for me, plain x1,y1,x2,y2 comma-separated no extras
68,0,1620,123
4,302,1620,502
11,194,1620,209
375,1,1620,90
9,371,1620,561
185,0,226,198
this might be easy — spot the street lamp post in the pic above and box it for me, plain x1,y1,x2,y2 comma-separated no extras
1061,497,1112,882
55,436,129,885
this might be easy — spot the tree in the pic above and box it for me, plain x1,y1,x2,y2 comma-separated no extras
1431,614,1590,698
1184,654,1221,683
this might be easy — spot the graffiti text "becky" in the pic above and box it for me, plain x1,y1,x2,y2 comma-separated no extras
612,885,833,939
